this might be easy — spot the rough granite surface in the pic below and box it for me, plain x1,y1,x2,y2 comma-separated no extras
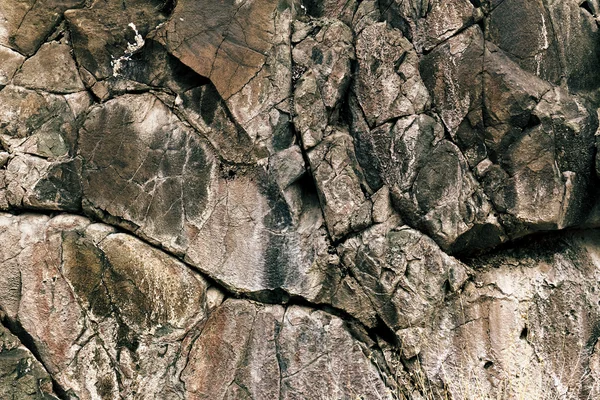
1,0,600,399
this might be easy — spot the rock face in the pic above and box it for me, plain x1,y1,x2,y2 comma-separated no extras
1,0,600,399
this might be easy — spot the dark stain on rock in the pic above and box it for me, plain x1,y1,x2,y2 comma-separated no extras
272,111,294,152
301,0,324,17
198,83,221,126
264,233,290,290
311,47,324,65
34,160,83,212
183,138,212,220
256,170,296,290
95,375,115,399
61,231,112,318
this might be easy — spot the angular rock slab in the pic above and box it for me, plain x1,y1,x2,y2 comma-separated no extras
292,18,354,149
0,0,84,55
354,21,429,128
154,0,282,101
154,0,294,158
379,0,477,53
411,231,600,399
4,155,81,211
79,93,342,305
340,215,471,335
420,25,484,141
0,213,209,399
181,299,394,399
308,130,372,241
0,85,84,156
420,25,599,250
0,85,90,212
13,41,85,94
486,0,562,84
481,45,598,236
65,0,169,81
483,85,598,237
486,0,600,92
0,46,25,87
369,114,505,252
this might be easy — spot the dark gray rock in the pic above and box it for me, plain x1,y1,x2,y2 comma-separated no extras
0,86,82,156
0,322,59,400
486,0,600,92
65,0,168,82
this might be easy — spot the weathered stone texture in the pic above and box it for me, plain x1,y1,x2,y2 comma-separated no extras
2,0,600,398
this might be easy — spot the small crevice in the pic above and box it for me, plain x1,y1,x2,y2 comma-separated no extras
158,0,177,16
520,326,529,340
580,1,595,16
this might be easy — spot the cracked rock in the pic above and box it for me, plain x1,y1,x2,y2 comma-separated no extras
308,129,373,241
340,215,471,335
13,41,85,94
0,0,84,55
3,1,600,398
415,231,600,399
354,21,430,128
182,299,394,400
0,322,59,400
292,17,354,149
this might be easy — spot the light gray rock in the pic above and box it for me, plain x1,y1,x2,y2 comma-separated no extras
292,18,354,149
354,21,430,128
2,1,600,398
308,129,372,241
380,0,477,53
4,155,81,211
0,213,209,399
340,215,471,335
413,231,600,399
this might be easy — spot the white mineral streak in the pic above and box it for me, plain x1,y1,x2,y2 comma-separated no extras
111,23,146,77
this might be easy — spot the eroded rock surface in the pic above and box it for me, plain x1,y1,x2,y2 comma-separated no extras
2,0,600,398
